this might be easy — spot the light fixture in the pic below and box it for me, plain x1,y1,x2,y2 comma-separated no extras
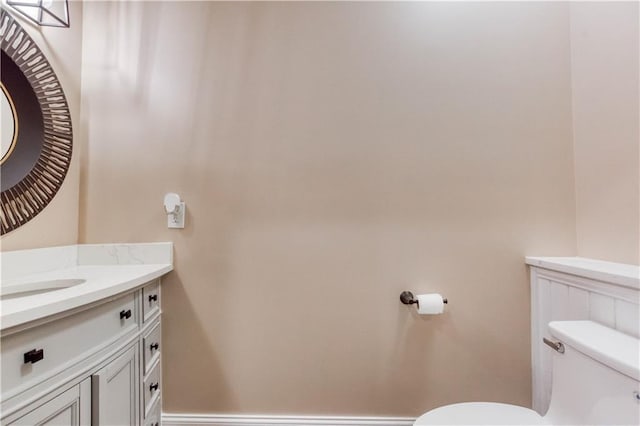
6,0,69,28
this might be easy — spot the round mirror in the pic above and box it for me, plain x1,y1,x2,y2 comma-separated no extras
1,48,46,192
0,9,73,234
1,83,18,164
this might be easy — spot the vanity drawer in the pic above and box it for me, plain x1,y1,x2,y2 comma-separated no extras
143,360,161,418
144,398,161,426
142,322,161,375
142,280,160,323
1,293,137,397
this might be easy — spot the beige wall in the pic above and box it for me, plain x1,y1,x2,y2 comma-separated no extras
570,2,640,265
80,2,576,415
3,0,636,416
0,1,83,251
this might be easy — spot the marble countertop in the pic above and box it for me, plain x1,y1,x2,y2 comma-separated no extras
1,243,173,331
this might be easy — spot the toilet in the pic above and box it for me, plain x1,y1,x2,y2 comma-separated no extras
415,320,640,425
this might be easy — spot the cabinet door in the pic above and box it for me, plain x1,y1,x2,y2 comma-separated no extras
92,345,139,426
7,379,91,426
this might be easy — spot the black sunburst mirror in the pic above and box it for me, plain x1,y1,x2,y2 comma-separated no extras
0,9,73,234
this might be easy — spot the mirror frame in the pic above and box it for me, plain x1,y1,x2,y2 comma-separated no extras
0,9,72,235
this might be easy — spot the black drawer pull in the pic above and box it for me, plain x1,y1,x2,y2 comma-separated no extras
149,382,159,392
119,309,132,320
24,349,44,364
150,342,159,351
148,294,158,302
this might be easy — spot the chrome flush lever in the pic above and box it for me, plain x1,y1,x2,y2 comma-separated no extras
543,337,565,354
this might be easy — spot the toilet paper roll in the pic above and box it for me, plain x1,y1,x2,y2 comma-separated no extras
416,293,445,315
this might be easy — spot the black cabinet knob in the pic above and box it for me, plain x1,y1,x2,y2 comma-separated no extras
150,342,159,351
148,294,158,302
24,349,44,364
149,382,159,392
119,309,132,320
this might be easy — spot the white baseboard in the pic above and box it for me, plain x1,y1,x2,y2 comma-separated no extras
161,413,416,426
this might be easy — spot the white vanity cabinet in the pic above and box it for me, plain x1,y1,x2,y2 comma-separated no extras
1,279,164,426
92,344,139,425
141,285,163,426
6,379,91,426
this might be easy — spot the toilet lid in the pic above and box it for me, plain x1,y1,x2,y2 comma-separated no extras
414,402,548,425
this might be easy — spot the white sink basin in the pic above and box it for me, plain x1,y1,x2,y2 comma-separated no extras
0,279,86,300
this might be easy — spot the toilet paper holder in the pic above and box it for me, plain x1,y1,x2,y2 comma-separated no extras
400,291,448,307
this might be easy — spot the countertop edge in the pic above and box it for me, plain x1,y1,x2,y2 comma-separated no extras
526,256,640,290
1,264,173,332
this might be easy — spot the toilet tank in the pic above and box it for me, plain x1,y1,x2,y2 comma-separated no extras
527,256,640,415
544,321,640,425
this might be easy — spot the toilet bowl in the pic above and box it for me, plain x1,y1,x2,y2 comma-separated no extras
415,402,546,425
415,320,640,425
